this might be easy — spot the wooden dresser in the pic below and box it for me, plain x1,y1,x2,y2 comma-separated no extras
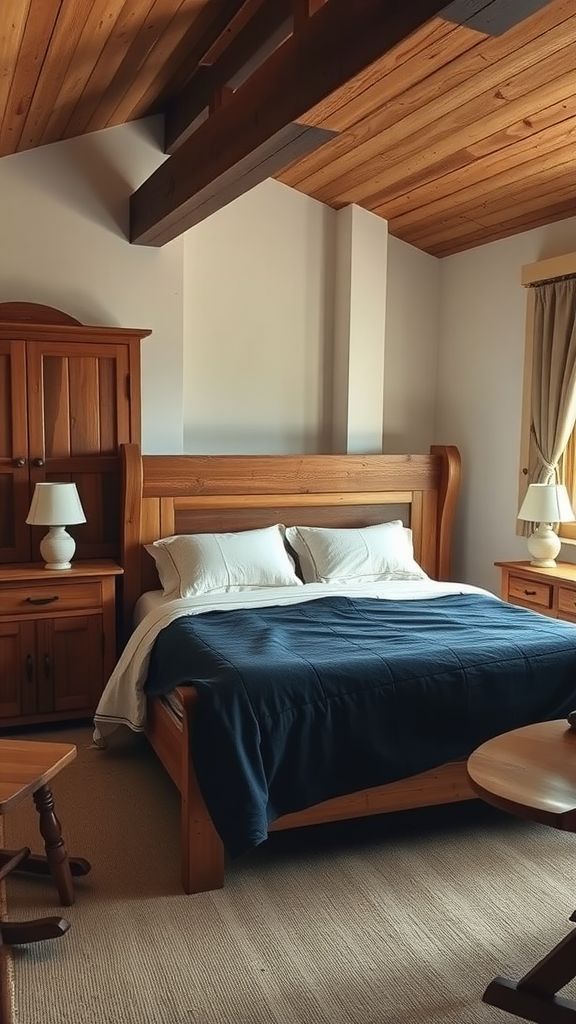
495,560,576,623
0,560,123,727
0,301,150,726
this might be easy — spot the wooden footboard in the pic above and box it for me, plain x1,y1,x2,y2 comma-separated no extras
145,688,476,895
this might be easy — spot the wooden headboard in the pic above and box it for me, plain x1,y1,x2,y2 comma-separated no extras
119,444,461,630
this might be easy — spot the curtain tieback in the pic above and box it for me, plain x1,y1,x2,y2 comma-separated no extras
534,450,558,480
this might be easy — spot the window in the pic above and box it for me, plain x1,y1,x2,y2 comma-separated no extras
520,253,576,540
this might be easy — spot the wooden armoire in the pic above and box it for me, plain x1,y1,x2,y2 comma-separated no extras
0,302,150,563
0,302,150,727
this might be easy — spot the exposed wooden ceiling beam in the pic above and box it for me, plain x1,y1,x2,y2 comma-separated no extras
130,0,455,246
165,0,293,154
145,122,338,242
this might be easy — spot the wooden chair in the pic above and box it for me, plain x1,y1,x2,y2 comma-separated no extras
0,739,91,945
467,719,576,1024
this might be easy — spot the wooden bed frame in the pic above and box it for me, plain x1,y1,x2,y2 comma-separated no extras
119,442,476,894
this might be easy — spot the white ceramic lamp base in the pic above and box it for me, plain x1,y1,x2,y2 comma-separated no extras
526,522,561,568
39,526,76,570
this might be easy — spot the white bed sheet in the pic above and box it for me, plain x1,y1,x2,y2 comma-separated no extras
93,579,495,745
134,590,169,625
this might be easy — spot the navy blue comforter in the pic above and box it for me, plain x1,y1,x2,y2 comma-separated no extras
144,593,576,856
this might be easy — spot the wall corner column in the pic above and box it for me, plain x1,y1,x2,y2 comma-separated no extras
331,204,388,454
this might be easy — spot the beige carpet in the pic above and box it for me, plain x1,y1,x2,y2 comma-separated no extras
0,818,15,1024
4,723,576,1024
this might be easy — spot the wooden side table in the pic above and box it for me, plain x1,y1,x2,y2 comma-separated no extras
467,720,576,1023
495,560,576,623
0,738,91,945
0,560,123,728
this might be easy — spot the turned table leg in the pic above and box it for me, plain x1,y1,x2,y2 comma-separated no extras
32,783,75,907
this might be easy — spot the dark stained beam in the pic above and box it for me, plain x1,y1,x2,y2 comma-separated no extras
291,0,330,33
146,0,264,115
165,0,293,154
148,123,338,242
130,0,454,247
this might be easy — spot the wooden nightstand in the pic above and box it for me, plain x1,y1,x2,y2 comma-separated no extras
0,560,123,727
495,560,576,623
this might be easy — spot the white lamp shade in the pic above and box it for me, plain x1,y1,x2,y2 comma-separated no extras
26,482,86,526
517,483,575,524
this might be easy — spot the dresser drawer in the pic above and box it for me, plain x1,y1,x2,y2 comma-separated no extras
0,581,102,616
508,575,553,610
557,586,576,620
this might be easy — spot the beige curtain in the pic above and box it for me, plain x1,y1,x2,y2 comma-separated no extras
530,277,576,485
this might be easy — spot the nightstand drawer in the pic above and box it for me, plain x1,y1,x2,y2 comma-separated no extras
557,587,576,620
508,575,553,609
0,581,102,616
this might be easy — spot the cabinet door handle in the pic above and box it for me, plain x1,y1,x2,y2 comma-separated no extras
44,653,51,678
25,654,33,682
25,596,59,605
523,589,537,596
34,458,45,467
15,457,27,467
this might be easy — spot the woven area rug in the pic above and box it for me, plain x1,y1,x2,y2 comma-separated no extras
0,818,15,1024
4,723,576,1024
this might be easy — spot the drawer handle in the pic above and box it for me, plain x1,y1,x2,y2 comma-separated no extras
24,596,60,606
523,589,537,596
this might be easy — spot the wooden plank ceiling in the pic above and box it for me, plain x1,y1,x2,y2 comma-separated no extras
2,0,576,256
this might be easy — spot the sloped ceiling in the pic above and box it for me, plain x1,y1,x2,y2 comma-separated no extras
3,0,575,256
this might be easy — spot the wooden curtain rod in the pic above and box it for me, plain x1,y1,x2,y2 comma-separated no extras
526,273,576,288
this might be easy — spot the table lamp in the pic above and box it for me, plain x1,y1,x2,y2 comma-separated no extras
26,482,86,569
517,482,575,567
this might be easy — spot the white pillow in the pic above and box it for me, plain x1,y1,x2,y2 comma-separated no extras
284,521,427,585
146,525,303,598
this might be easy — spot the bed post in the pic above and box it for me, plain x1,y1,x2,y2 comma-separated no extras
430,445,461,581
120,442,143,643
177,688,226,893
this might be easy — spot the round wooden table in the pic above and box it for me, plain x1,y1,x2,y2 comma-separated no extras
467,719,576,1024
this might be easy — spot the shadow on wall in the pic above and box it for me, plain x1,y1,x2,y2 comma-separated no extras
0,281,113,329
182,428,328,455
8,118,166,239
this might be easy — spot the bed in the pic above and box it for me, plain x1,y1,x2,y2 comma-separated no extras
93,442,576,894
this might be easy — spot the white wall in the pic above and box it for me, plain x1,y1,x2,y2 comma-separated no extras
182,178,336,454
437,216,576,593
332,205,387,454
384,235,440,453
183,186,437,458
0,116,184,453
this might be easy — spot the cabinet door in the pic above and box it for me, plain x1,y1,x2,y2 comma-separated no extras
0,619,36,719
26,340,132,458
26,341,133,560
0,341,32,562
39,614,103,715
